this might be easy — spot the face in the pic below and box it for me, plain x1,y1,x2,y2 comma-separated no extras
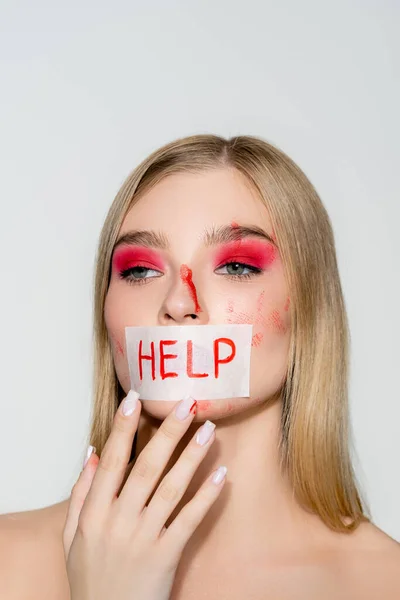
104,168,291,421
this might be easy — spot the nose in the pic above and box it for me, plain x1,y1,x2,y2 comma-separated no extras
158,265,209,325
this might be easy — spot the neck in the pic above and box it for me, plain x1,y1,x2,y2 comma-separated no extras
135,397,333,565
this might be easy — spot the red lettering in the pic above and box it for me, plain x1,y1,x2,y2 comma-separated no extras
138,340,156,380
214,337,236,378
160,340,178,379
186,340,208,378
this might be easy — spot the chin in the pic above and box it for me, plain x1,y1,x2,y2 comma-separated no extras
140,397,256,422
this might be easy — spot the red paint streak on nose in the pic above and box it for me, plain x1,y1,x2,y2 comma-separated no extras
180,264,202,313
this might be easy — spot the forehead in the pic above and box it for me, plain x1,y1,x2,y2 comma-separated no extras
119,168,273,240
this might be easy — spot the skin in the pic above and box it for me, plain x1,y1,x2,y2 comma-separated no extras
102,168,400,597
0,167,399,600
105,168,291,422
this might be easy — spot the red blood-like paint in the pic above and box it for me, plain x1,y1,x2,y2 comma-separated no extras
189,400,198,414
251,332,264,347
227,310,253,325
159,340,178,379
110,333,124,356
268,309,287,334
226,286,287,345
284,297,290,311
113,246,165,273
187,340,207,378
214,337,236,378
180,264,202,313
138,340,156,380
213,240,277,270
197,400,212,412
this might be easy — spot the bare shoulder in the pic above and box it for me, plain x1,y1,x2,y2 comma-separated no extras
335,520,400,599
0,499,71,600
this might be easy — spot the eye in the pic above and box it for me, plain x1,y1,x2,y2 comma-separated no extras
119,266,163,285
214,262,262,278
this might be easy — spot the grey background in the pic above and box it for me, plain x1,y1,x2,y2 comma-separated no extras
0,0,398,540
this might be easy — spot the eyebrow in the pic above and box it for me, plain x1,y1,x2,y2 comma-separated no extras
112,224,276,253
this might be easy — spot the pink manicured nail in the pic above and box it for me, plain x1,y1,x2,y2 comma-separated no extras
83,445,96,469
122,390,139,416
212,466,227,485
175,396,196,420
196,420,216,446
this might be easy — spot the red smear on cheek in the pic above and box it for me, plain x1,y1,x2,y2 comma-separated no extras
229,310,253,325
252,332,264,347
268,309,288,334
110,333,124,356
225,303,262,346
180,264,202,313
226,292,287,345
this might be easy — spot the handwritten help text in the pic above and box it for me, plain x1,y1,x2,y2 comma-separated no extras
138,338,236,380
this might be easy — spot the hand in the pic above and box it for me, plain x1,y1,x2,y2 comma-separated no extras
62,392,227,600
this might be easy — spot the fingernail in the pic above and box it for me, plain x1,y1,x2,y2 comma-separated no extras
196,420,216,446
83,445,96,469
175,396,197,420
212,465,227,485
122,389,139,416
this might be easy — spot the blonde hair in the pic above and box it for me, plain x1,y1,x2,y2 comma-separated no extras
88,134,371,533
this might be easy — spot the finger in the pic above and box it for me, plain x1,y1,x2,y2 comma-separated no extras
160,465,228,556
141,420,216,539
62,448,100,559
82,390,142,519
117,396,198,516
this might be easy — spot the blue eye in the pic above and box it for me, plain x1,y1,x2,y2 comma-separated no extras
119,266,162,285
214,262,262,279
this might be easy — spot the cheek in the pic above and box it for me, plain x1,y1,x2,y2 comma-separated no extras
225,291,290,347
109,332,125,357
104,289,131,359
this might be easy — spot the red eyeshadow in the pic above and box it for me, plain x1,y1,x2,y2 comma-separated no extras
213,240,277,270
112,246,165,273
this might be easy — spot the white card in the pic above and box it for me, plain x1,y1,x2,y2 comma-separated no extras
125,324,252,400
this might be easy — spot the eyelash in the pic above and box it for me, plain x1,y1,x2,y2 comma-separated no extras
118,262,263,286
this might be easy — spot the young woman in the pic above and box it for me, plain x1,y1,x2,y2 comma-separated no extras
1,134,399,599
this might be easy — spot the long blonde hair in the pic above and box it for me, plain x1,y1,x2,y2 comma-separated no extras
88,134,371,533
